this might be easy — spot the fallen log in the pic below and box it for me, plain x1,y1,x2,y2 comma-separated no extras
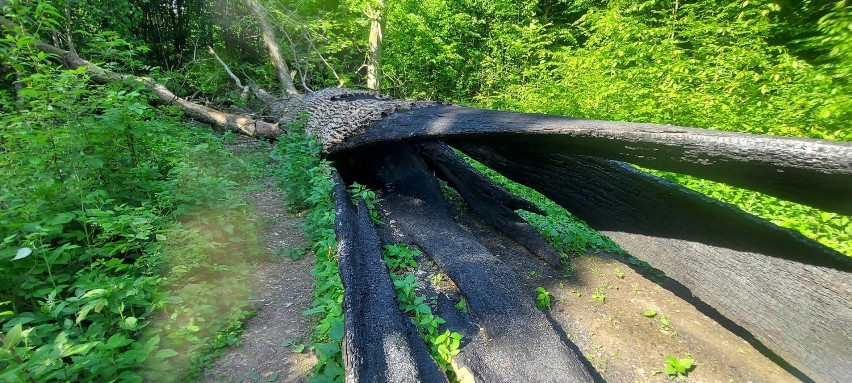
457,144,852,383
332,173,447,382
327,105,852,215
417,141,563,268
339,143,598,383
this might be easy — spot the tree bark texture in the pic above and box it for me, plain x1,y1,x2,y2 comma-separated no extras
416,141,563,268
332,105,852,215
337,144,599,383
456,144,852,383
332,173,447,383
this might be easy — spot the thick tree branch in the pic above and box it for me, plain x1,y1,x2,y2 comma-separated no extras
207,46,249,100
243,0,299,96
0,15,281,138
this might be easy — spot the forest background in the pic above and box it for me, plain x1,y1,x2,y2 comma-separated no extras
0,0,849,382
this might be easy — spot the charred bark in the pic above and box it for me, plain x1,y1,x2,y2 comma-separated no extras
332,173,447,383
457,144,852,383
334,105,852,215
337,143,598,383
416,141,563,268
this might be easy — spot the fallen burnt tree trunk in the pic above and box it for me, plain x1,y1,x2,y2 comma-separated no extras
336,144,599,383
312,92,850,382
327,105,852,215
454,144,852,383
332,173,447,382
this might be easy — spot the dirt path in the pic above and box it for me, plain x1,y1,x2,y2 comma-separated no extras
202,141,316,383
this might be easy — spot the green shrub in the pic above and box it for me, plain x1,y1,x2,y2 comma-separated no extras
270,117,345,383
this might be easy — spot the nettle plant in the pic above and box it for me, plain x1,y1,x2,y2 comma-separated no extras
383,244,463,378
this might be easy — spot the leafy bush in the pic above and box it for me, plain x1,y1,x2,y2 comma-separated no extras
0,35,264,380
384,0,851,257
270,117,345,383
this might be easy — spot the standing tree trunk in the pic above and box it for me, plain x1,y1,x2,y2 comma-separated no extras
366,0,383,91
244,0,299,96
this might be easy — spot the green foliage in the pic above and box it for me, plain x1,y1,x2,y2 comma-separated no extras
382,244,419,271
664,355,695,377
0,42,265,382
591,290,606,304
454,298,468,314
460,152,623,259
382,244,462,378
269,118,345,383
646,169,851,256
535,286,551,310
348,182,383,224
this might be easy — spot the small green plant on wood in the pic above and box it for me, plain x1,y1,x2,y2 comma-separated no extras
664,355,695,378
455,298,469,313
536,287,552,310
349,182,383,224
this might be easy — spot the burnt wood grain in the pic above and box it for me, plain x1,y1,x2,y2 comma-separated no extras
458,145,852,383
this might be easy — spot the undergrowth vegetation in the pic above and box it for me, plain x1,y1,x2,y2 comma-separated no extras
269,116,344,383
460,152,667,279
382,244,462,380
0,63,266,381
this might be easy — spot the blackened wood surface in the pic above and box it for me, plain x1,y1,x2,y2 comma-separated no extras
458,146,852,383
331,105,852,214
417,141,562,268
351,144,598,383
332,173,447,383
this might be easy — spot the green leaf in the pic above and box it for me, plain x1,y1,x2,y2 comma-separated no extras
76,304,93,325
664,363,677,376
679,357,694,371
328,319,344,342
62,342,95,357
290,344,305,353
434,330,449,345
12,247,32,260
2,324,23,350
643,310,656,317
154,349,179,359
81,289,106,299
47,212,76,225
315,342,339,357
